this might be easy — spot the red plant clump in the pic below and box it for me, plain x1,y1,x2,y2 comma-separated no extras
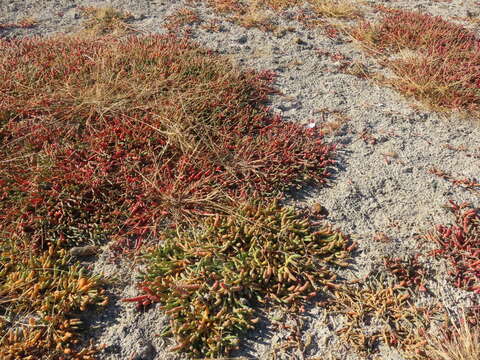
0,34,336,253
428,201,480,293
384,254,428,292
350,7,480,115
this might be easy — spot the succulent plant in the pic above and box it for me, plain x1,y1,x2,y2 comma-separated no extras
128,200,351,357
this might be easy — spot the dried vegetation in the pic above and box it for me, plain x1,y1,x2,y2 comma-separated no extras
328,272,444,359
429,167,480,195
0,240,107,359
0,33,335,241
77,6,136,37
427,309,480,360
185,0,362,32
349,7,480,117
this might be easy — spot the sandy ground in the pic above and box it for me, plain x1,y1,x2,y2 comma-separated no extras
1,0,480,359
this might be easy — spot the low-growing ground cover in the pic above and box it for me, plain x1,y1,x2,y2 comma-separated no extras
198,0,362,29
130,200,350,356
328,271,442,359
349,7,480,116
144,0,362,36
0,17,36,31
427,202,480,294
1,1,480,359
0,32,335,244
0,240,106,359
0,30,337,358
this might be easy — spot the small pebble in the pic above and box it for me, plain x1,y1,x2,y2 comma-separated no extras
312,203,328,216
237,34,248,44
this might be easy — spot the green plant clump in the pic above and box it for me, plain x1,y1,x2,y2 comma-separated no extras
133,200,350,357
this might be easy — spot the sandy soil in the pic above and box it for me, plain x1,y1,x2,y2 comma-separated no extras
1,0,479,359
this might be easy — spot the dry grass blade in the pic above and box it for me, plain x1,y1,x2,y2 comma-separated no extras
427,309,480,360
